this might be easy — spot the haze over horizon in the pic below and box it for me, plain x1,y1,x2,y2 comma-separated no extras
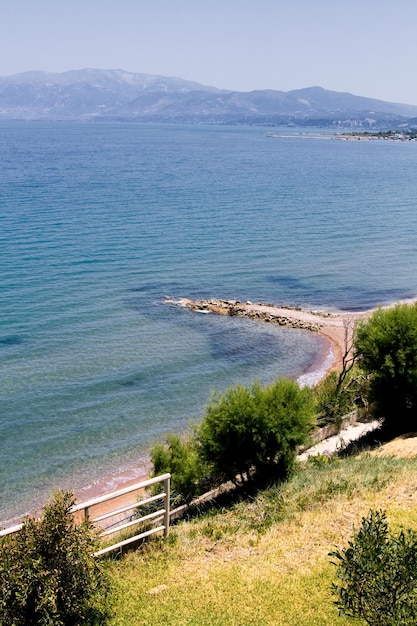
2,1,417,107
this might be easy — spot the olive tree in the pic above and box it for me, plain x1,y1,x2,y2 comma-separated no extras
330,509,417,625
0,491,109,626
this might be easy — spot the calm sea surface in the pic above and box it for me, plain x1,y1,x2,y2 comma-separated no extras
1,122,417,522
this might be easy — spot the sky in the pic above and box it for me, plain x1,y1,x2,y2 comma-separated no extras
1,0,417,105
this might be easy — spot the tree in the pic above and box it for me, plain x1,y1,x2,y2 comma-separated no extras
313,319,370,426
150,433,207,505
355,303,417,434
197,378,315,487
0,491,109,626
330,509,417,626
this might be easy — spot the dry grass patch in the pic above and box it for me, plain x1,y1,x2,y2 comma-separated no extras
371,433,417,458
107,446,417,625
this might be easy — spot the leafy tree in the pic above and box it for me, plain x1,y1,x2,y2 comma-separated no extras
314,369,353,425
197,383,257,486
197,378,315,486
355,303,417,434
0,491,109,626
313,365,369,426
330,509,417,625
150,433,207,505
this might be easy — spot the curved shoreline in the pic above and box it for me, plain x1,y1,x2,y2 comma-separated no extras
6,296,415,527
49,297,371,524
166,296,370,380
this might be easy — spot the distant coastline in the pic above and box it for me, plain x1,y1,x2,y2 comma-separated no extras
336,130,417,142
268,131,417,142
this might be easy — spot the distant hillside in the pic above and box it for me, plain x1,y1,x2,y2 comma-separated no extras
1,69,417,128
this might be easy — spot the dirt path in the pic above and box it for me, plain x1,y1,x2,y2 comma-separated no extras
298,420,381,461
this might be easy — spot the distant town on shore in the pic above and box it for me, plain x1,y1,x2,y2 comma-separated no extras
339,129,417,141
268,128,417,141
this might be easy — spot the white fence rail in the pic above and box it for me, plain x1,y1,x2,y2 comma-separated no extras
0,473,171,557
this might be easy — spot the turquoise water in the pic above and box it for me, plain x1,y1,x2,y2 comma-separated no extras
1,122,417,523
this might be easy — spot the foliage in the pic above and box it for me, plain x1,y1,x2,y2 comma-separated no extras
355,303,417,434
313,318,369,426
150,433,207,505
197,378,315,486
0,491,109,626
330,509,417,626
313,368,362,425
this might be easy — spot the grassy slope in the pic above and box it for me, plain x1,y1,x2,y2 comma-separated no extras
107,439,417,626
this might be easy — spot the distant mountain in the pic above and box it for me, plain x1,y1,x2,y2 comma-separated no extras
1,69,417,129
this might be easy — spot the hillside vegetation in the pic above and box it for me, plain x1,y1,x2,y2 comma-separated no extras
107,440,417,625
4,302,417,624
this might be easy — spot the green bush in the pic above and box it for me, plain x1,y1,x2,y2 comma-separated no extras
313,367,365,426
197,378,315,486
355,303,417,434
330,509,417,626
150,433,207,505
0,491,109,626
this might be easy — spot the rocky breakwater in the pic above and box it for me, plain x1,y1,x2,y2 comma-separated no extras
164,297,334,332
165,296,368,376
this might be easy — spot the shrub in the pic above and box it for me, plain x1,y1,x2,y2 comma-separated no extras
313,366,366,426
197,378,315,487
330,509,417,626
0,491,109,626
355,303,417,435
150,433,207,505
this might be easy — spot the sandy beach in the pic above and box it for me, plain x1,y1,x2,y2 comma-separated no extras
166,296,372,379
60,299,365,523
166,296,416,379
52,298,357,521
10,296,413,528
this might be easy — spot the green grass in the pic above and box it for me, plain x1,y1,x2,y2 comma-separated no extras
105,450,417,625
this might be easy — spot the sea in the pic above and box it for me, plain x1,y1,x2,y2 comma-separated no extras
1,122,417,524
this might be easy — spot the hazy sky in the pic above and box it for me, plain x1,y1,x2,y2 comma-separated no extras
2,0,417,105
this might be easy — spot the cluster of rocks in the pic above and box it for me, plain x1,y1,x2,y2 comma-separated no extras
168,297,324,332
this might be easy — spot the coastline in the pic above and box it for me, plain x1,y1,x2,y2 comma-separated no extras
169,294,417,382
69,297,407,514
56,295,369,523
5,458,153,528
74,458,152,503
166,296,371,380
7,296,415,527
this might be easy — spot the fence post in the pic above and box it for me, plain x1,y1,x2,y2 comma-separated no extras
163,475,170,537
1,474,172,554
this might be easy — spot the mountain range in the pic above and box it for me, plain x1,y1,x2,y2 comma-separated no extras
1,68,417,128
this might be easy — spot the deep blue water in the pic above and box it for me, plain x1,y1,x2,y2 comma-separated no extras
1,122,417,523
